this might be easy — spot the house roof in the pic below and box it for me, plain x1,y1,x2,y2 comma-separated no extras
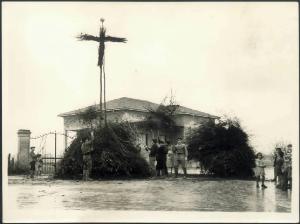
58,97,219,119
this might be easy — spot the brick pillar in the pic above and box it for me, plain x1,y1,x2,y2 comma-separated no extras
17,129,31,170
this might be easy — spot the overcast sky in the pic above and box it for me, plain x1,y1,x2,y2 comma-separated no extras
3,2,298,157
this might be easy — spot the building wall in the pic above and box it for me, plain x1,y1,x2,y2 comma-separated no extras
62,110,214,146
174,114,212,139
63,110,148,131
174,114,209,128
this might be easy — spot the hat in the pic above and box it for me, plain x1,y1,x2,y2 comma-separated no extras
287,144,292,147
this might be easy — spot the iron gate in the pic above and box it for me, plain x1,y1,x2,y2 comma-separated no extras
41,157,63,174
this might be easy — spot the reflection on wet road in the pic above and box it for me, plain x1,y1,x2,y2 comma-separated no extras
8,176,291,212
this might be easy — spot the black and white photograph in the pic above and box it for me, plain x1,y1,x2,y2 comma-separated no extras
2,1,299,223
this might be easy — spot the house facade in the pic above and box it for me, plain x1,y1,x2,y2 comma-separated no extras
58,97,219,149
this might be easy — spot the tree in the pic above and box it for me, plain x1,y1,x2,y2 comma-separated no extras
144,96,180,140
186,117,255,178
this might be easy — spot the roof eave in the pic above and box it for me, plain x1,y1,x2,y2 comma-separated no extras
58,109,219,119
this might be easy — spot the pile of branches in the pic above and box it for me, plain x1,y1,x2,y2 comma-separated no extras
57,122,150,179
186,117,255,178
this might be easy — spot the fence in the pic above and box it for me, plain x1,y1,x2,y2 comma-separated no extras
41,156,63,174
30,131,75,175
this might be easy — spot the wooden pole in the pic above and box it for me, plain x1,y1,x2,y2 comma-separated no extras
103,56,107,125
99,21,103,127
99,64,103,127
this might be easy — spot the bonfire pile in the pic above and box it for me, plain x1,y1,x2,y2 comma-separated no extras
57,122,150,179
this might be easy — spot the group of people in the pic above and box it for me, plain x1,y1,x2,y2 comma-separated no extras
29,146,43,179
146,137,188,177
79,132,188,180
254,144,292,191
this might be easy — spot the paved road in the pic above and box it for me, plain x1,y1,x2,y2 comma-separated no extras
7,175,291,212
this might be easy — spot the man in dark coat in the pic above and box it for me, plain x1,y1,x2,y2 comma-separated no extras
273,147,283,184
149,139,159,176
29,147,36,179
156,140,168,176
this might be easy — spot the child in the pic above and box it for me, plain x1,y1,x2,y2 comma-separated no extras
255,152,267,189
166,140,174,174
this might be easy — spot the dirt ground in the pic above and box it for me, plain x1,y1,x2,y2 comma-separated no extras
7,172,291,213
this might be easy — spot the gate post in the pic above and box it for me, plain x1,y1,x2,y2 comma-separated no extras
17,129,31,171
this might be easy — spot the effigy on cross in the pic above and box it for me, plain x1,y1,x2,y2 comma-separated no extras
77,18,127,126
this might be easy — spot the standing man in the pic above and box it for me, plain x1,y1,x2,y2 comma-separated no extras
155,140,168,177
149,139,159,176
174,137,188,177
29,147,36,179
274,149,284,189
81,131,94,181
273,147,283,184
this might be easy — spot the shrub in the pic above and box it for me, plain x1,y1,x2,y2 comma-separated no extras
57,122,150,179
186,117,255,178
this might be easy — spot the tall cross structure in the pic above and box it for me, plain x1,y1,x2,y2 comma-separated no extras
77,19,127,126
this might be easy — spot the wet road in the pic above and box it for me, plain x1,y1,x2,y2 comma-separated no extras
8,175,291,212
